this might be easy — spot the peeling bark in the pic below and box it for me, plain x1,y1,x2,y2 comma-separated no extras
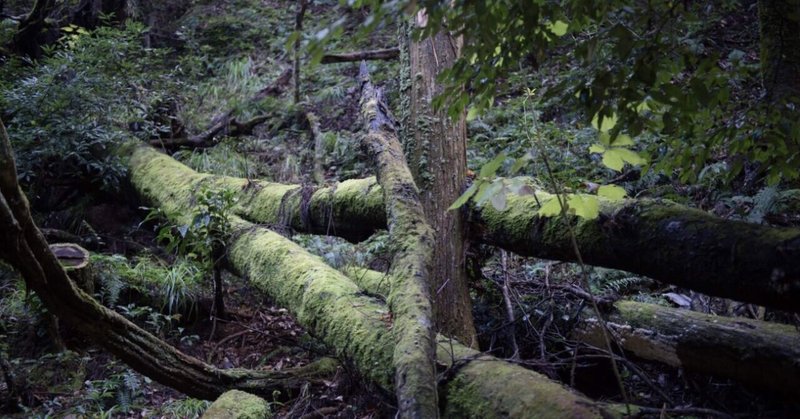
575,300,800,398
358,63,439,419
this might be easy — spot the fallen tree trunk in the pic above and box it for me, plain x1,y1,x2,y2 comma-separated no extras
118,148,800,313
358,62,438,418
321,48,400,64
472,193,800,312
127,142,625,418
343,264,800,400
0,121,337,402
575,300,800,399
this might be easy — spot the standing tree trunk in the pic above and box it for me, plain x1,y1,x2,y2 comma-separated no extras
399,16,476,345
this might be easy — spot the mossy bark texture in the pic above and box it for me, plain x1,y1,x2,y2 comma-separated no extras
400,18,477,345
576,300,800,398
473,194,800,312
127,143,621,418
358,63,439,419
0,122,337,402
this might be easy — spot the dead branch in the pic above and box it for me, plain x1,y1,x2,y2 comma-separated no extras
321,48,400,64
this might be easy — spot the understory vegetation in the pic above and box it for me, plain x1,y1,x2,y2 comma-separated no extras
1,0,799,417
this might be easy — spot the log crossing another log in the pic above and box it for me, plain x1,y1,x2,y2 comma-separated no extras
126,141,628,418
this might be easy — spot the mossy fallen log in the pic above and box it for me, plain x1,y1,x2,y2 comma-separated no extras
358,62,439,418
122,145,800,312
128,143,624,418
575,300,800,399
472,194,800,312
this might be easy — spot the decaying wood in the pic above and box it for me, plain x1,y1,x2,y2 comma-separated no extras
575,300,800,398
358,62,438,419
0,120,338,401
321,48,400,64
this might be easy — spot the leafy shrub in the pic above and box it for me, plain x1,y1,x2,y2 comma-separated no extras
2,22,180,199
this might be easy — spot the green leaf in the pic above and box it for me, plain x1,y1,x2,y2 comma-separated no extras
615,148,647,166
466,107,480,121
597,184,627,200
589,144,606,154
448,182,479,210
548,20,569,37
537,197,563,217
592,112,618,132
567,194,600,219
479,152,506,178
610,133,634,146
602,149,625,171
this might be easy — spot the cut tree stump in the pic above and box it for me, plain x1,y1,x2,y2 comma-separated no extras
50,243,93,294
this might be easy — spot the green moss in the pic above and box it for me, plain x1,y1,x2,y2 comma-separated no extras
228,228,394,389
202,390,271,419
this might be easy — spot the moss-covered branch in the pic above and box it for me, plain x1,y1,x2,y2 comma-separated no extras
127,142,622,418
473,194,800,312
358,62,439,419
575,300,800,398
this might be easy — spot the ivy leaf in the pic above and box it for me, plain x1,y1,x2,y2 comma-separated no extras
597,184,627,200
568,194,600,219
448,182,479,210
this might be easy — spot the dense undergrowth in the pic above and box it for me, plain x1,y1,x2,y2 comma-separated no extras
1,0,799,417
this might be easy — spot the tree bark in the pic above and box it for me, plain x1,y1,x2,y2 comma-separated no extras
127,142,626,418
0,120,337,402
758,0,800,104
358,63,439,419
575,300,800,398
399,18,477,345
